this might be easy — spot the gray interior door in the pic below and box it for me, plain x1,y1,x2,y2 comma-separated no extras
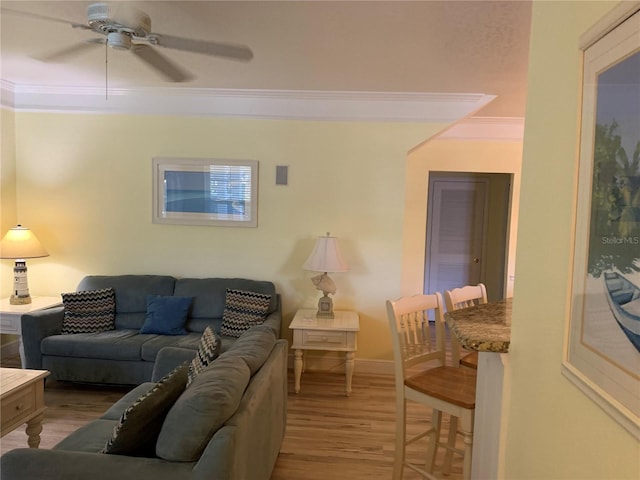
425,174,489,298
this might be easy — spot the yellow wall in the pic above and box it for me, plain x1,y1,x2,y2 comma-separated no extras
1,107,18,347
504,1,639,479
1,108,17,236
7,112,446,360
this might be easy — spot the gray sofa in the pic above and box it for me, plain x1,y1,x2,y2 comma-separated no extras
21,275,282,385
1,325,289,480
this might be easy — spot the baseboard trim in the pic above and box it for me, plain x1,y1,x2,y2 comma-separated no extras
353,358,395,376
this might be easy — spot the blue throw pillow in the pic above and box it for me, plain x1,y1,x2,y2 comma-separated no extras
140,295,192,335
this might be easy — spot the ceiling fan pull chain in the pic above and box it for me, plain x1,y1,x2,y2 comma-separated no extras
104,40,108,100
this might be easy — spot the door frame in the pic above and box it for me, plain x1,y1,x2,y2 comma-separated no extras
424,173,490,297
401,139,522,300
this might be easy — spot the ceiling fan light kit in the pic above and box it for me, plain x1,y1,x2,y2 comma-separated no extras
107,32,132,51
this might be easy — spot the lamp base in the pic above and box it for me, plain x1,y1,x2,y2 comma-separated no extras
316,293,334,319
10,259,32,305
10,294,32,305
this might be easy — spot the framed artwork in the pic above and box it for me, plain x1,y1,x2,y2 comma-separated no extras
563,5,640,439
152,157,258,227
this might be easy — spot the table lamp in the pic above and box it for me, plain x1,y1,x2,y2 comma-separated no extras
303,233,348,318
0,225,49,305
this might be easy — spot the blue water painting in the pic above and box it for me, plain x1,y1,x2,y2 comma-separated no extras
166,190,245,214
164,170,249,215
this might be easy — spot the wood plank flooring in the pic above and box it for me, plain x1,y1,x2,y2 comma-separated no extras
0,354,464,480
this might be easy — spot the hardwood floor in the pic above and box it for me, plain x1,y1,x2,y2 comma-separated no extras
0,354,464,480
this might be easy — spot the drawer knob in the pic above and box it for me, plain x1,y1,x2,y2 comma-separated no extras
15,403,24,411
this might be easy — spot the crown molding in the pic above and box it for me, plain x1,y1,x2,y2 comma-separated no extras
0,81,15,110
0,79,496,123
438,116,525,141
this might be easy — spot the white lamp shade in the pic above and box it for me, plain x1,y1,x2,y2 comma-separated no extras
0,226,49,259
303,235,348,273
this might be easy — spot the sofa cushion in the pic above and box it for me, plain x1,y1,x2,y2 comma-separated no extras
187,326,220,386
218,325,277,375
155,356,251,462
139,333,202,362
42,329,150,361
101,363,189,456
61,288,116,334
219,289,272,337
139,295,192,335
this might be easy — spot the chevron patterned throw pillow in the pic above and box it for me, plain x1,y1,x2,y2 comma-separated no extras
61,288,116,334
219,289,272,338
101,362,189,456
187,326,220,387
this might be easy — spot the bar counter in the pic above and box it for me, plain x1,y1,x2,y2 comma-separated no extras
444,298,511,353
444,298,513,480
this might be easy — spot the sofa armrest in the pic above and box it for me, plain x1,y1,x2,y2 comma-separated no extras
151,347,197,382
192,339,288,480
0,448,193,480
21,307,64,369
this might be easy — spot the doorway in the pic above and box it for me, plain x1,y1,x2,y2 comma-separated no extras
425,172,511,302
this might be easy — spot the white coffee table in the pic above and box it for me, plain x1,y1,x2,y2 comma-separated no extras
0,367,49,447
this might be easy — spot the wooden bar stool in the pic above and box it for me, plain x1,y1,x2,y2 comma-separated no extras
386,292,476,480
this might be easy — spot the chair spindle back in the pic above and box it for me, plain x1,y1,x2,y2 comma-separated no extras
387,293,447,377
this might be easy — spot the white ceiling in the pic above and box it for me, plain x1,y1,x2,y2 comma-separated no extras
0,1,532,118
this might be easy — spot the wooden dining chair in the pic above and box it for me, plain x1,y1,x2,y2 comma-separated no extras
386,292,476,480
444,284,488,369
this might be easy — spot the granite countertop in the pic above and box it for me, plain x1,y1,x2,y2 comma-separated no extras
444,298,512,353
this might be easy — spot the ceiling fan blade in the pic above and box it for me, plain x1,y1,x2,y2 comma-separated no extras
132,45,193,82
152,34,253,62
1,7,90,30
36,40,103,63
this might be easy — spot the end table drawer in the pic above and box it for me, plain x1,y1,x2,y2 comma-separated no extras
1,389,36,429
0,316,20,335
302,330,347,347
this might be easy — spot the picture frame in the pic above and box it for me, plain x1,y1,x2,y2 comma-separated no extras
563,5,640,439
152,157,258,227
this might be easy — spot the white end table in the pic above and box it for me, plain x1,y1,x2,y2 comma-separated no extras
0,297,62,367
289,309,360,396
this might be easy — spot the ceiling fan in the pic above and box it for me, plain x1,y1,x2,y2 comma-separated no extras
2,2,254,83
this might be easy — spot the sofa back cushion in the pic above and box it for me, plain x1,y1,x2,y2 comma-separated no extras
217,324,277,375
77,275,176,330
174,278,277,333
155,356,251,462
